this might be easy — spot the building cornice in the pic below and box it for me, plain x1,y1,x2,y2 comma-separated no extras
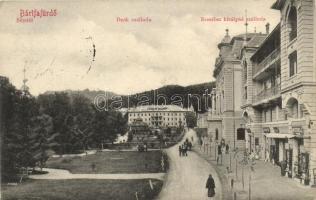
281,82,316,94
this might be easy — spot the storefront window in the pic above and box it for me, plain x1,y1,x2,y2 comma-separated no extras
298,153,309,183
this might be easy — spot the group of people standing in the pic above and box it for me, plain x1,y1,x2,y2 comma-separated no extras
217,138,230,155
178,138,193,157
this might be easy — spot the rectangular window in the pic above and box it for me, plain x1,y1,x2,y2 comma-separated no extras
264,110,267,122
255,137,259,146
237,128,245,140
289,51,297,77
244,86,247,99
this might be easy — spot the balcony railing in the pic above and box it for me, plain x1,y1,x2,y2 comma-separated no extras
253,48,280,76
253,84,281,104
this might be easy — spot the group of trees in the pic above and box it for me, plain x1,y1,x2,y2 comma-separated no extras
105,82,215,113
185,112,197,128
1,78,127,179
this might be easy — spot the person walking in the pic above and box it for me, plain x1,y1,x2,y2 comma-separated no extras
183,144,188,156
179,145,182,157
225,143,229,154
206,174,216,198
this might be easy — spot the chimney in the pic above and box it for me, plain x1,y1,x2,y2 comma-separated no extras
265,23,270,34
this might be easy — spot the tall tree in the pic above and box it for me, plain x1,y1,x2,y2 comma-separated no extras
38,92,72,154
185,112,197,128
30,114,58,170
69,94,94,152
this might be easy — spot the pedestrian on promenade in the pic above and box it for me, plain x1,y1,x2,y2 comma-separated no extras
183,144,188,156
188,141,192,151
206,174,216,198
179,145,182,157
225,143,229,154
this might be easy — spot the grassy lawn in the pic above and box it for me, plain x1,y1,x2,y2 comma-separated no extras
1,179,163,200
46,150,166,174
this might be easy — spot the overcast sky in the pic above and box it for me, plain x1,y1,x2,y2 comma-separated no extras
0,0,279,95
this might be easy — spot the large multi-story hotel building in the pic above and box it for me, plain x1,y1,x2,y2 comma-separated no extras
239,0,316,185
207,29,267,149
128,105,193,128
241,24,282,159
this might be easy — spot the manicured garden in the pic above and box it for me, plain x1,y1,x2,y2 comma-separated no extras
46,150,168,174
2,179,163,200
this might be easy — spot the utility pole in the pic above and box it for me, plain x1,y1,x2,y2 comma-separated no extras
242,165,245,190
235,157,238,180
215,141,217,161
249,170,251,200
230,152,232,170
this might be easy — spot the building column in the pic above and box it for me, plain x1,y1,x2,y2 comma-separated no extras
279,141,284,162
292,139,299,178
211,90,216,115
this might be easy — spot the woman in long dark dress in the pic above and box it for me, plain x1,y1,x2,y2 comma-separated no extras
206,174,216,198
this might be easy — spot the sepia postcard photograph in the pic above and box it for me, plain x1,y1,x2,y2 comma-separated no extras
1,0,316,199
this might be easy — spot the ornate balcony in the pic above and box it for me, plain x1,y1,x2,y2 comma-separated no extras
253,84,281,106
253,48,280,80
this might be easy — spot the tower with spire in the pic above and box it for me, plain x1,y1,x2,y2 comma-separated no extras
217,28,231,58
21,62,29,95
243,9,248,47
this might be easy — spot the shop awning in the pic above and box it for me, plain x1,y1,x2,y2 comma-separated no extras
292,135,311,139
265,133,295,139
265,134,311,139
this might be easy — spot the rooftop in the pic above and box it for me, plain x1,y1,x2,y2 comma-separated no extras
128,104,193,112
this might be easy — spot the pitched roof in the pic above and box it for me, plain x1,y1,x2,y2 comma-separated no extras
246,34,267,48
128,104,189,112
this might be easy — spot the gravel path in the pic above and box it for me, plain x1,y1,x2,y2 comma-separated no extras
29,168,165,180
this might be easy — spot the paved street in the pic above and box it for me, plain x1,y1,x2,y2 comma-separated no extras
157,129,222,200
195,141,316,200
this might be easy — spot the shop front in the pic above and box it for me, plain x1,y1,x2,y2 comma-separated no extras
265,134,286,165
265,124,311,185
290,126,311,185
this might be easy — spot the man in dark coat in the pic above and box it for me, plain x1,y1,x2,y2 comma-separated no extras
206,174,215,198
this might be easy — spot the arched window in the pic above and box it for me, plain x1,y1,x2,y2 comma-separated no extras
287,6,297,41
292,100,299,118
215,128,219,140
243,111,250,123
286,98,302,118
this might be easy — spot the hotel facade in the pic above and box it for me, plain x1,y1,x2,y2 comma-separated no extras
239,0,316,185
128,105,193,128
207,29,267,149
